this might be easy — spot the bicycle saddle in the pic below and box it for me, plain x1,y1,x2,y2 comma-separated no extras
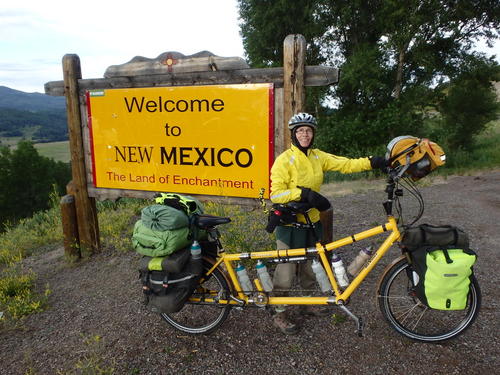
195,214,231,229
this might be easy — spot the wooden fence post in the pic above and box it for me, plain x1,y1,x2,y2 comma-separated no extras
60,194,80,260
283,34,306,149
283,34,333,243
62,54,100,255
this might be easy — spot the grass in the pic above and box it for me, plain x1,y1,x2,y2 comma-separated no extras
0,193,62,327
97,198,149,253
203,201,275,253
0,138,70,163
440,120,500,174
34,141,70,163
0,194,63,266
70,334,116,375
0,266,51,327
0,136,24,148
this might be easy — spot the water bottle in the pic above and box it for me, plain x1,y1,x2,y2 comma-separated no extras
190,240,202,260
256,260,273,292
190,240,203,275
347,246,373,276
312,259,331,293
331,253,349,288
236,263,253,295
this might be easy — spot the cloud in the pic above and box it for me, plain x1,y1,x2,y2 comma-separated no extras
0,0,245,92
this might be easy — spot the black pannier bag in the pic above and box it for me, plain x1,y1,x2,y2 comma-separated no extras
402,224,477,310
139,246,203,314
402,224,469,251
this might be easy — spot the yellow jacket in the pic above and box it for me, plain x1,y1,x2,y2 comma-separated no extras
270,145,372,223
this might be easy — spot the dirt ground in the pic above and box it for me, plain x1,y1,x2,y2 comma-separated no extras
1,171,499,375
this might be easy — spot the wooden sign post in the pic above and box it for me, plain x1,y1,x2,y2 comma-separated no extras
62,54,100,256
47,35,338,256
282,34,332,243
283,34,306,148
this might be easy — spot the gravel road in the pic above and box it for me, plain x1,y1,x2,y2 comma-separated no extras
1,171,499,374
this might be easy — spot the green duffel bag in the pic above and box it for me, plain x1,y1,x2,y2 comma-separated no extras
132,220,191,257
140,204,189,231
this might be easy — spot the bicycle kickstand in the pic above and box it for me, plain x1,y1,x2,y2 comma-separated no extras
338,304,364,337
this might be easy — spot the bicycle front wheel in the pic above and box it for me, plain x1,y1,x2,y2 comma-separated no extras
378,258,481,343
161,261,232,334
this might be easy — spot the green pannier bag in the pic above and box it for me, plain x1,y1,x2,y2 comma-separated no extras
139,246,191,273
402,224,477,310
132,220,191,257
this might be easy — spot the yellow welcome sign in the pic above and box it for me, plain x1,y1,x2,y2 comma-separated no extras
86,83,274,198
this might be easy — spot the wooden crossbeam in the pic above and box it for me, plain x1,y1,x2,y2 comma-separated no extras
45,66,339,96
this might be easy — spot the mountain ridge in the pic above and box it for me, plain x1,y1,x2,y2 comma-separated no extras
0,86,68,142
0,85,66,112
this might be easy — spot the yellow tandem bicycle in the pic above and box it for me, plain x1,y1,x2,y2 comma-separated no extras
159,169,481,343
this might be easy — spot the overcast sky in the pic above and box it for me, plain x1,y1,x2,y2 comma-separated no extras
1,0,498,94
0,0,245,93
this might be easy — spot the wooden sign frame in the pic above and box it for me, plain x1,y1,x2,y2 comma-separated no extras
46,34,338,255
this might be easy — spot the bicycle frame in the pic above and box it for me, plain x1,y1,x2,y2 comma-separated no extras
201,215,401,307
183,176,407,335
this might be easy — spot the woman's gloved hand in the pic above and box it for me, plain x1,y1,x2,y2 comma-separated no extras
369,156,388,172
300,187,331,211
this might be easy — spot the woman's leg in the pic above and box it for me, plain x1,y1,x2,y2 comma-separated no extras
271,239,298,334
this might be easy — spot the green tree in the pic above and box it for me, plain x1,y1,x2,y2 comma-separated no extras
238,0,326,67
238,0,500,154
0,141,71,225
438,56,500,149
238,0,330,115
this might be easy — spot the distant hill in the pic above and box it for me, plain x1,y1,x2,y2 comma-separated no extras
0,86,67,143
0,86,66,111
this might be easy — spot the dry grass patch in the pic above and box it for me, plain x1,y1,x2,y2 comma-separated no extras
321,178,387,197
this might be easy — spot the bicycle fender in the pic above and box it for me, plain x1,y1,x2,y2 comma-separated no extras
375,255,407,304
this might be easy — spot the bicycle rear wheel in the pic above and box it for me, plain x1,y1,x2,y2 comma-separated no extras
378,258,481,343
161,261,232,334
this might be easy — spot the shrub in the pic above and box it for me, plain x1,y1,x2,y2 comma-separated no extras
0,266,50,324
203,202,275,254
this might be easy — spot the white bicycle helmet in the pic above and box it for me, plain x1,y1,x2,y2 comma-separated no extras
288,112,317,130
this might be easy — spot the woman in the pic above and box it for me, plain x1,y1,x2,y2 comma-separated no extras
269,112,386,334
